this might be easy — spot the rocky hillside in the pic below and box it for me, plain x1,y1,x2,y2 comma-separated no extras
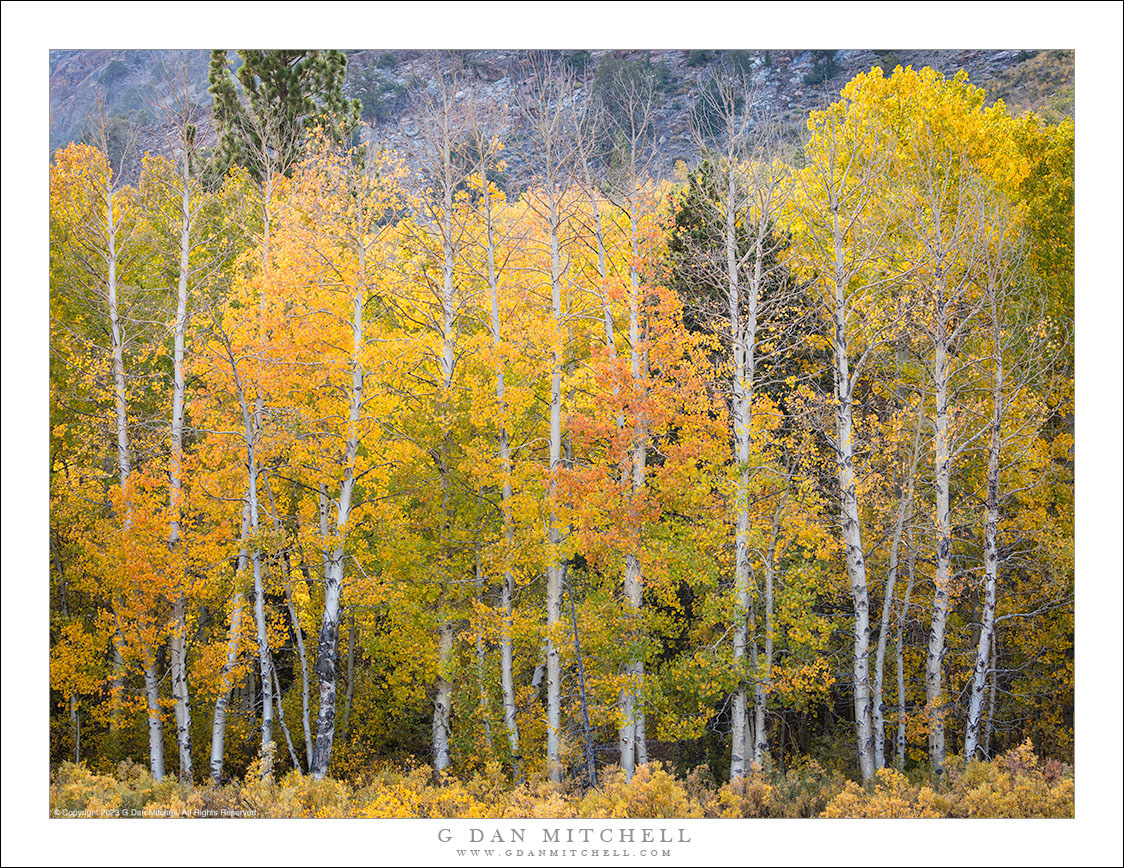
49,48,1074,181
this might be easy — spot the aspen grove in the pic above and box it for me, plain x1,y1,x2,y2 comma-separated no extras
49,53,1074,809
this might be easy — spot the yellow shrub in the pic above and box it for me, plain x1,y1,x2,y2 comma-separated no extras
576,763,703,818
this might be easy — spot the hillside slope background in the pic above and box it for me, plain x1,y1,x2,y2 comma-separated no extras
49,48,1074,179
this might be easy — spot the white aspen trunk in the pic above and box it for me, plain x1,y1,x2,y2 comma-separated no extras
484,179,522,777
831,216,875,781
433,622,454,772
234,384,272,776
252,549,273,775
593,203,615,352
965,358,1003,759
271,658,302,771
620,207,648,778
264,471,314,769
106,183,131,500
209,591,243,782
106,178,130,736
895,541,917,768
873,416,921,770
926,287,952,777
211,497,251,782
428,193,458,777
727,165,755,780
544,194,564,783
144,656,166,781
312,268,364,779
168,595,193,781
168,170,193,782
111,639,124,744
753,506,781,767
107,173,172,781
311,553,342,778
981,628,998,758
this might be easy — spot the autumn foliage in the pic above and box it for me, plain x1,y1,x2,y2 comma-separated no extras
49,56,1073,815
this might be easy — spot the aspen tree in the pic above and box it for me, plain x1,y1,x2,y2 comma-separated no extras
517,54,581,782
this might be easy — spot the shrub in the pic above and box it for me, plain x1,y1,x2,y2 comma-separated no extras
577,763,703,818
47,741,1072,818
820,741,1073,818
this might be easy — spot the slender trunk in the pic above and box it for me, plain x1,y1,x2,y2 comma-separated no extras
484,183,521,775
478,186,514,769
211,496,251,782
111,640,124,746
209,591,244,782
965,358,1003,759
311,552,342,778
832,218,874,782
873,414,922,769
433,622,454,772
981,628,998,757
144,654,165,781
252,552,273,774
754,503,782,767
430,188,458,777
107,176,172,780
544,194,564,783
620,206,648,777
271,659,302,772
168,596,193,781
566,565,597,785
231,373,272,778
895,535,917,768
500,562,521,778
926,287,952,777
167,168,194,783
727,164,755,781
107,184,131,500
262,472,313,767
312,260,364,779
285,579,313,769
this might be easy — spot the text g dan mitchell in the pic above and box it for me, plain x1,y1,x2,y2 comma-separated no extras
438,827,692,844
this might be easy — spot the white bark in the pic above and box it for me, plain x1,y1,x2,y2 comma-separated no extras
432,622,454,773
286,578,313,769
981,628,998,758
544,192,564,783
619,207,649,778
312,263,365,779
209,590,244,782
144,656,165,781
894,538,917,769
925,284,952,777
482,175,523,778
271,658,302,771
873,412,923,769
727,161,755,781
831,220,876,782
105,166,171,782
210,493,253,782
753,502,783,767
168,163,194,783
965,356,1003,758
